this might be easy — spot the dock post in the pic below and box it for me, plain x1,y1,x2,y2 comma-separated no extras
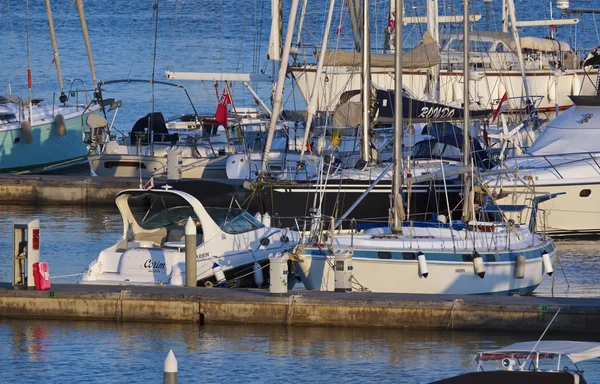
334,249,353,292
269,252,289,296
185,217,197,288
164,349,177,384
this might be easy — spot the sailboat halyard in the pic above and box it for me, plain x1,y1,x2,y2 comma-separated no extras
292,0,558,296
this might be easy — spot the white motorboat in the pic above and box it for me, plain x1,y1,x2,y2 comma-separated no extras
485,95,600,236
432,340,600,383
77,188,298,287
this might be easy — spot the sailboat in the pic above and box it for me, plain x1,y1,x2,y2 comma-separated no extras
292,0,557,295
0,0,101,173
289,0,598,118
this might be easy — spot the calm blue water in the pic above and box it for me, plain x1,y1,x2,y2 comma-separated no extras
0,204,599,383
2,1,600,382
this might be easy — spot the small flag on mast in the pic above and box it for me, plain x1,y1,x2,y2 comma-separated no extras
214,88,231,126
143,176,154,190
492,92,509,122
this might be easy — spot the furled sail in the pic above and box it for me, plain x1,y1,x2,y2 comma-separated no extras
321,31,441,68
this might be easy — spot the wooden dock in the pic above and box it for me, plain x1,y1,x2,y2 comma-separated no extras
1,284,599,332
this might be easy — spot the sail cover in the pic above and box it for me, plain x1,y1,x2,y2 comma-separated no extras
321,31,441,69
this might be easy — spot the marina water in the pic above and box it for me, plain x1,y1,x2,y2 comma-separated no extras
2,0,600,382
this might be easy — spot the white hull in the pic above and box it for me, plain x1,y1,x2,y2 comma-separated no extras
491,181,600,236
290,67,598,115
297,252,551,295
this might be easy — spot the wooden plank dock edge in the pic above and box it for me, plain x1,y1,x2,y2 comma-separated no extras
0,285,599,333
0,174,139,205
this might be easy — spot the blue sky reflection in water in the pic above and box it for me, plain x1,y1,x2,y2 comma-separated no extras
1,319,600,383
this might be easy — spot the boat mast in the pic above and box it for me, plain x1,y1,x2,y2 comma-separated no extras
75,0,98,89
360,0,372,164
426,0,440,102
461,0,472,223
392,0,405,231
348,0,362,52
261,0,300,174
25,0,33,126
506,0,531,103
299,0,336,163
44,0,67,103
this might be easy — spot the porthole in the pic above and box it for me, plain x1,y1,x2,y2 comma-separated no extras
580,189,592,197
378,251,392,259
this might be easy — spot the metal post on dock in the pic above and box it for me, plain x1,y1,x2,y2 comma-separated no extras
269,252,289,296
334,249,353,292
185,217,197,288
164,349,177,384
12,220,40,289
167,148,183,181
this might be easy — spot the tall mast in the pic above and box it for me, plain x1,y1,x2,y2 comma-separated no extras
299,0,336,162
75,0,98,88
26,0,33,125
461,0,471,223
426,0,440,101
392,0,405,231
44,0,66,103
360,0,371,163
261,0,299,174
506,0,531,102
348,0,362,52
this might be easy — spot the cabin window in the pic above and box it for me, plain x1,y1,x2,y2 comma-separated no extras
128,192,201,230
402,252,416,260
378,251,392,260
484,254,496,262
14,137,20,143
462,254,473,262
495,44,506,53
580,189,592,197
206,207,265,234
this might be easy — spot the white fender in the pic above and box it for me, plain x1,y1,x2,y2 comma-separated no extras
55,114,67,136
254,212,263,223
417,252,428,278
21,121,33,144
262,212,271,227
542,251,553,276
212,262,226,287
473,252,485,279
515,255,526,279
253,261,264,287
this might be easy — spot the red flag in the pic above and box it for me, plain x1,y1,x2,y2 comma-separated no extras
492,92,509,122
214,89,231,126
143,176,154,190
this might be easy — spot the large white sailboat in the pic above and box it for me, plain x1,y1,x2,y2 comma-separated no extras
293,0,557,295
289,0,598,117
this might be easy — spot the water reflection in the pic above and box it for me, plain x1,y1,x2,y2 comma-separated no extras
1,319,600,383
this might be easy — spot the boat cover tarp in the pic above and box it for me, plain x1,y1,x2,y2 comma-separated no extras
517,36,571,52
321,31,441,69
481,341,600,364
527,104,600,155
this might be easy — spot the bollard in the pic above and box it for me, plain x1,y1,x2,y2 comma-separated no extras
269,252,289,296
334,249,353,292
185,217,197,288
166,147,183,180
164,349,177,384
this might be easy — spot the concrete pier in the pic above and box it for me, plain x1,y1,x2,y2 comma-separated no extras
0,174,137,205
0,284,599,333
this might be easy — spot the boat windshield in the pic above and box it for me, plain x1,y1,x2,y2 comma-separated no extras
127,193,201,230
205,207,265,234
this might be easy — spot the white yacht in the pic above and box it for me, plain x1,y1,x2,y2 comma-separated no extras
485,95,600,236
77,188,298,287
